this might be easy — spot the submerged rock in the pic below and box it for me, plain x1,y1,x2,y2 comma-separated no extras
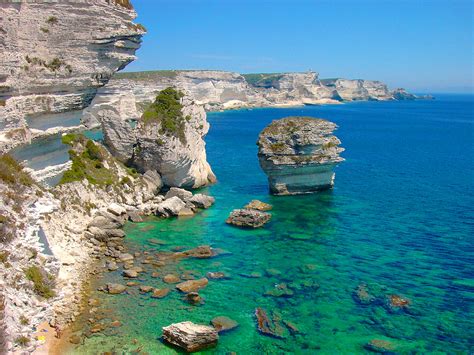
255,308,285,339
226,209,271,228
162,321,218,352
152,288,170,299
139,286,153,293
364,339,397,353
206,272,228,280
163,274,181,284
244,200,273,211
186,292,203,305
122,269,138,278
171,245,215,260
105,284,126,295
257,117,344,195
384,294,411,313
176,278,209,293
211,316,239,333
264,283,294,298
353,283,376,305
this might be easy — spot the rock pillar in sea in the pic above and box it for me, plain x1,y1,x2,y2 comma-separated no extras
257,116,344,195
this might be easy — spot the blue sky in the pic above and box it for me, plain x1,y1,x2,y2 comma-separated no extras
126,0,473,93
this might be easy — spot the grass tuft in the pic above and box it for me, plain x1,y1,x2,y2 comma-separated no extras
24,265,55,299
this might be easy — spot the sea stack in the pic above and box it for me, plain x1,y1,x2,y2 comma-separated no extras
257,116,344,195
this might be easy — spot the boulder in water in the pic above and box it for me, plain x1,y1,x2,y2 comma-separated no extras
162,321,218,352
176,278,209,293
105,283,126,294
244,200,272,211
226,209,271,228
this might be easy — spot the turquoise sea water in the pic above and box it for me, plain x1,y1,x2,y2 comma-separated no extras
71,95,473,354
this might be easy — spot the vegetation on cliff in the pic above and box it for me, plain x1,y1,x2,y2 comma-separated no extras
24,265,55,299
141,87,187,143
60,133,136,186
0,154,35,187
242,73,284,88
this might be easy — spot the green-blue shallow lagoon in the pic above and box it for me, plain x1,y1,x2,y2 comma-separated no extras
70,94,473,354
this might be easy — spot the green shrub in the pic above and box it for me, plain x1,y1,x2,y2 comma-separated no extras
40,27,49,33
84,140,104,161
60,140,116,186
61,133,79,146
14,336,30,347
46,16,58,25
120,176,131,185
25,265,55,299
0,251,9,264
0,154,34,187
126,167,138,178
19,315,29,326
141,87,187,143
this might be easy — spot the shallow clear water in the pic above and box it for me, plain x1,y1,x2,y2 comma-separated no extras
71,95,473,354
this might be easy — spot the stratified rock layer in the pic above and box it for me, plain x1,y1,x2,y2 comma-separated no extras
257,117,344,195
98,88,215,188
0,0,144,152
83,70,421,126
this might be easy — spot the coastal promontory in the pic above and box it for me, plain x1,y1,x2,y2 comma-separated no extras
257,117,344,195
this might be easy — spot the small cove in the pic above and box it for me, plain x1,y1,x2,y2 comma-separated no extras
55,95,474,353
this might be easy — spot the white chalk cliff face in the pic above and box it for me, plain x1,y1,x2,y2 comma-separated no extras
0,0,144,152
84,70,417,125
98,89,216,188
320,79,393,101
257,117,345,195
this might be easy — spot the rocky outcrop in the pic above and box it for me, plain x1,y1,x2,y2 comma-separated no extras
99,87,216,188
226,209,272,228
0,132,216,352
257,116,344,195
391,88,417,100
162,321,219,352
321,79,393,101
0,0,145,152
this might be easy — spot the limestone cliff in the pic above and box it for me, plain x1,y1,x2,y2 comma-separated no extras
85,70,419,126
0,0,145,152
98,87,216,188
320,78,393,101
257,117,344,195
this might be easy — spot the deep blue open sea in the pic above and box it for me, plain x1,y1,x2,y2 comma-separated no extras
72,94,473,354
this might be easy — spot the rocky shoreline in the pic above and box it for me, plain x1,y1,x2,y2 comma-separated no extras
0,130,215,353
